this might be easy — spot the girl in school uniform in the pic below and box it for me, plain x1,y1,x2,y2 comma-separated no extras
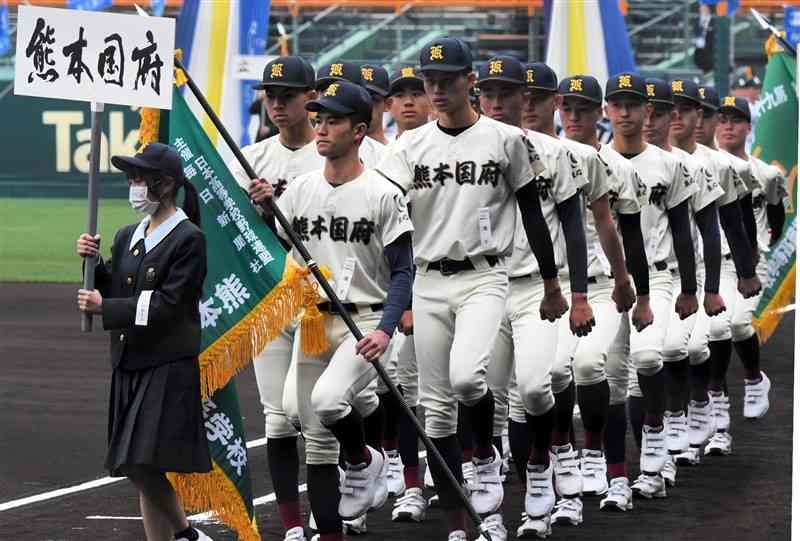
76,142,213,541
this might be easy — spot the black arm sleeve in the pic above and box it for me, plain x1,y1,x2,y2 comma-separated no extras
378,232,414,336
555,193,589,294
516,182,558,280
740,194,758,250
694,204,721,294
618,212,650,296
718,201,756,279
667,200,697,295
767,203,785,246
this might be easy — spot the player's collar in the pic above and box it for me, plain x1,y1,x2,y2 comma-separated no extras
129,208,188,253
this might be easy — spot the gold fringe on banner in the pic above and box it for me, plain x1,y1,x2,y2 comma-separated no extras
284,259,333,357
753,264,796,344
169,462,261,541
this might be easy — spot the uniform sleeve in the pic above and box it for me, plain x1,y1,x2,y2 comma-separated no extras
506,131,543,192
547,145,583,204
691,164,725,212
765,166,788,205
665,158,699,210
376,139,415,193
715,158,741,207
378,187,415,247
582,152,611,204
275,182,295,243
610,166,643,215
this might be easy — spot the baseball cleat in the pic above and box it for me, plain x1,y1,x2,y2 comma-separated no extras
339,446,385,519
343,513,368,535
600,477,633,511
665,412,689,454
447,530,468,541
469,447,504,514
640,425,668,474
675,445,701,466
704,431,733,456
631,473,667,499
709,392,731,432
551,444,582,497
392,487,427,522
525,461,556,519
476,513,507,541
386,450,405,496
580,449,608,495
516,512,552,539
688,399,715,446
283,526,307,541
743,371,771,419
661,455,677,487
551,497,583,526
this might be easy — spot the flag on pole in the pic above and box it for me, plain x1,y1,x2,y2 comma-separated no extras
544,0,636,89
751,43,798,343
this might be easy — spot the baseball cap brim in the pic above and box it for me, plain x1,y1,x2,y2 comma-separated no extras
363,83,390,97
252,80,312,90
673,94,702,106
527,84,557,92
606,89,646,100
315,76,348,90
305,97,358,116
390,78,425,93
420,64,468,73
718,105,750,121
476,75,525,87
560,92,602,104
111,155,161,173
649,98,674,107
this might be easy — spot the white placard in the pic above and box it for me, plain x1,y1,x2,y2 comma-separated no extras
232,54,276,81
14,5,175,109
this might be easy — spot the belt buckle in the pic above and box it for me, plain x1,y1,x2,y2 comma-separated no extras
439,259,458,276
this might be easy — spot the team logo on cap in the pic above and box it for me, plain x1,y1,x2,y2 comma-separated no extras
569,78,583,92
329,63,344,77
526,69,534,83
401,67,415,78
270,63,284,79
618,75,632,88
361,67,374,82
430,45,444,61
324,83,339,97
488,60,503,75
723,96,736,107
699,88,706,99
646,83,655,97
671,80,684,93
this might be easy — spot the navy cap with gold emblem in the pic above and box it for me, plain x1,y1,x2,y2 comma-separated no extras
360,64,390,97
306,80,373,127
476,55,525,86
389,66,424,94
253,56,315,90
525,62,558,92
419,37,473,73
698,85,720,111
670,78,702,106
644,78,674,107
315,61,362,90
605,72,647,100
557,75,603,104
719,95,751,122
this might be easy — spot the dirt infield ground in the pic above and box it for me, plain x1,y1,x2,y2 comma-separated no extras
0,283,793,540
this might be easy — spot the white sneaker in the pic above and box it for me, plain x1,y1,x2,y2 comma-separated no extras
580,449,608,495
343,514,368,535
372,452,389,511
688,399,715,446
448,530,468,541
476,513,507,541
551,444,582,497
392,487,427,522
744,371,771,419
339,446,385,519
664,412,689,454
463,460,477,487
675,445,701,466
425,462,436,489
469,447,504,514
551,497,583,526
640,425,668,474
516,512,551,539
599,477,633,511
709,392,731,432
525,461,556,519
283,526,307,541
631,473,667,499
660,456,677,487
704,431,733,456
386,450,405,496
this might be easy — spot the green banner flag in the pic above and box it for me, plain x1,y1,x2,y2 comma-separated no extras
153,86,309,541
752,50,798,342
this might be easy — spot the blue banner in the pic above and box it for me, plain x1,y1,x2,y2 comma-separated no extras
239,0,271,147
0,1,11,57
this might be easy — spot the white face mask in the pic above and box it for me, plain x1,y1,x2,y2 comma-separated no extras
129,185,160,215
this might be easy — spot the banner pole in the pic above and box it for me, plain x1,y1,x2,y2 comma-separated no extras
81,101,105,332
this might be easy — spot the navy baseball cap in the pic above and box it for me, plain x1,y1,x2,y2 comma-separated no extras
644,78,673,107
306,81,373,127
316,61,362,90
253,56,315,90
698,86,720,111
605,72,647,100
719,95,751,122
419,37,473,73
670,78,702,106
558,75,603,104
360,64,390,97
476,56,525,86
390,66,424,93
112,143,184,180
525,62,558,92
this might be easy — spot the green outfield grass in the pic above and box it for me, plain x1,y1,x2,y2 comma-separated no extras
0,198,138,282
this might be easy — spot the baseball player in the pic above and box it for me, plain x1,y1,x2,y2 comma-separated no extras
227,56,322,541
474,56,595,538
257,80,414,541
602,72,699,502
667,81,761,467
639,78,726,487
547,72,653,524
377,38,591,541
361,64,391,145
387,67,432,138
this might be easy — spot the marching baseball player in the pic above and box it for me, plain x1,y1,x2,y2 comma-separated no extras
387,67,432,138
602,73,699,501
548,72,653,522
377,38,591,541
257,80,414,541
361,64,391,145
475,56,595,538
227,56,322,541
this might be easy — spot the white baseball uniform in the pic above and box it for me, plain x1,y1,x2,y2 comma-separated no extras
277,168,413,464
377,115,544,439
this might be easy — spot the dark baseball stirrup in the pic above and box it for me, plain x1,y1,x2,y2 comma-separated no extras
174,57,495,541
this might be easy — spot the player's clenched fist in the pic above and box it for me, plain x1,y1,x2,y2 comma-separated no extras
248,178,274,203
703,292,726,317
398,310,414,335
611,276,636,313
631,296,654,332
570,294,596,337
77,288,103,314
540,278,568,322
674,292,698,320
356,329,391,362
76,233,101,258
738,276,761,299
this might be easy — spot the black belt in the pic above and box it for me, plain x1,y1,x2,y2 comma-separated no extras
427,255,499,276
317,302,384,314
653,261,668,271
